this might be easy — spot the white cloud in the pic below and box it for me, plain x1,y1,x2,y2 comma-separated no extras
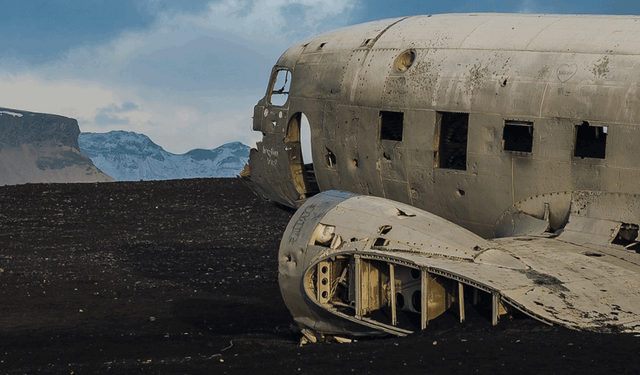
515,0,556,14
47,0,356,81
0,0,357,153
0,73,254,153
516,0,536,14
0,74,117,120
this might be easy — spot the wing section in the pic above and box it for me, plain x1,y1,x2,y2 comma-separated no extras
279,191,640,341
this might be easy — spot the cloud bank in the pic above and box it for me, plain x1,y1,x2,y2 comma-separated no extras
0,0,356,153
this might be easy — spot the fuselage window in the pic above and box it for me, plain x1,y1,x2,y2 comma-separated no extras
268,69,291,107
503,120,534,153
574,121,607,159
379,111,403,141
435,112,469,170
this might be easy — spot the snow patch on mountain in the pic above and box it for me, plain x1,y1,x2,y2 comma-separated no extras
78,131,249,181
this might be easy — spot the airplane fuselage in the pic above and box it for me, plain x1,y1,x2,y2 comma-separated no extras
246,13,640,238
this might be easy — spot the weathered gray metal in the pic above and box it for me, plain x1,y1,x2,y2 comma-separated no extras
245,13,640,235
243,13,640,340
280,191,640,340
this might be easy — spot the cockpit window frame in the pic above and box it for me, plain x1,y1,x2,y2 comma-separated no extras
267,67,292,107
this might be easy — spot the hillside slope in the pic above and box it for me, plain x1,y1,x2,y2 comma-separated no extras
0,107,113,185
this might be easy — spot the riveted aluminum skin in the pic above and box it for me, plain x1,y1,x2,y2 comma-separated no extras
245,13,640,237
246,13,640,340
280,191,640,338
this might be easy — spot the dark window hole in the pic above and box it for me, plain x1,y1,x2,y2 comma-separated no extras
437,112,469,170
412,291,422,312
379,111,403,141
396,293,405,309
325,147,336,167
378,225,392,235
612,223,639,247
574,121,607,159
373,238,388,248
410,268,421,279
503,120,533,153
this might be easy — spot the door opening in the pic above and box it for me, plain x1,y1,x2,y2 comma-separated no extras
286,112,319,200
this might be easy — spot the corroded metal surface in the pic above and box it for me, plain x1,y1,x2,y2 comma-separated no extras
245,13,640,340
245,13,640,236
280,192,640,339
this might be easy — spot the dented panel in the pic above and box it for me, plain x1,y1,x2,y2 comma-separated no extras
244,13,640,236
243,13,640,341
280,192,640,339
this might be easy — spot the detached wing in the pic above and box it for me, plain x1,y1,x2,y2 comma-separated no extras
279,191,640,338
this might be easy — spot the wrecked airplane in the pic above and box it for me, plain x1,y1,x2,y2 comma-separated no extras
242,13,640,341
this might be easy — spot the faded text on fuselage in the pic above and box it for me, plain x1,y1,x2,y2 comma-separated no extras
263,147,279,167
289,203,317,244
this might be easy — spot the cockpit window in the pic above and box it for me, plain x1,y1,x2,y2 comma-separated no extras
268,69,291,106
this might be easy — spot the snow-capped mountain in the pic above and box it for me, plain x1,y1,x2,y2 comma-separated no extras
78,131,250,181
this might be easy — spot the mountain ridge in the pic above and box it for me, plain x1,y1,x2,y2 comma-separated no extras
78,130,249,181
0,107,113,185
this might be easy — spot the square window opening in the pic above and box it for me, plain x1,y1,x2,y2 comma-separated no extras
503,120,534,153
574,122,607,159
379,111,403,141
436,112,469,170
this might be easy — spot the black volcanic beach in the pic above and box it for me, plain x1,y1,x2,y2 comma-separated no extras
0,178,638,374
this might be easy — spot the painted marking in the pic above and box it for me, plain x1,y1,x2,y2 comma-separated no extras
263,148,279,158
557,64,577,83
289,203,317,243
263,147,279,167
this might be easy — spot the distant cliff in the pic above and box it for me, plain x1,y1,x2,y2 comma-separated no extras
78,131,250,181
0,107,113,185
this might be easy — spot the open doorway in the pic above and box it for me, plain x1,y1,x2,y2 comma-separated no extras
286,112,319,200
300,113,312,165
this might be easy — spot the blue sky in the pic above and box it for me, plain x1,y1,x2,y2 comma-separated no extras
1,0,639,153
